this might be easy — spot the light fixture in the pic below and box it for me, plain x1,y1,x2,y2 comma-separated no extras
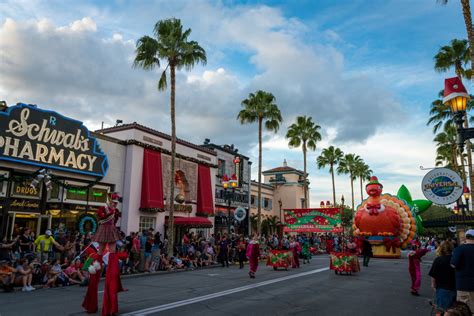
221,174,229,189
230,174,238,188
49,209,61,216
70,210,79,215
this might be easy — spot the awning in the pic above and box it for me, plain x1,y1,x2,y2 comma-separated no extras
140,149,164,211
196,164,214,216
165,216,213,228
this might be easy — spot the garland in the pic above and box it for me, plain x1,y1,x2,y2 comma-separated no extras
77,213,98,235
122,139,218,168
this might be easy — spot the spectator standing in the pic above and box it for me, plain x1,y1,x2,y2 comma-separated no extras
34,230,63,263
429,240,456,311
451,229,474,314
19,228,34,255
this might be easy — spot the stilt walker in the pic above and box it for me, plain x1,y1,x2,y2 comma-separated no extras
246,235,260,279
82,193,124,315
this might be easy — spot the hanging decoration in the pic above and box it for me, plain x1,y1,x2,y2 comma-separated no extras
77,213,98,235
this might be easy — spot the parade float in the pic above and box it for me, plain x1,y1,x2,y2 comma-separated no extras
353,176,432,258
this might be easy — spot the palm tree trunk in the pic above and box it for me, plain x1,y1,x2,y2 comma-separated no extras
460,0,474,80
359,177,363,202
167,64,176,256
331,165,336,207
350,173,355,212
303,142,307,208
460,0,474,202
257,118,263,235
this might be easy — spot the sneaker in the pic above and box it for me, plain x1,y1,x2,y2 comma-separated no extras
22,286,29,292
27,285,35,291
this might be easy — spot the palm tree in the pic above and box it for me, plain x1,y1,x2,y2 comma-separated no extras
266,215,280,235
353,160,372,202
250,214,258,234
432,35,473,201
286,116,322,208
427,90,452,133
434,123,465,179
238,90,282,235
439,1,474,77
434,39,470,79
317,146,344,206
337,153,362,211
133,18,206,255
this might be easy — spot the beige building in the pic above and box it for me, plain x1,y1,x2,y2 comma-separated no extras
250,160,308,233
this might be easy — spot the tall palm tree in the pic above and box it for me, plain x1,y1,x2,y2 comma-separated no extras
353,160,372,202
337,153,362,211
439,1,474,76
238,90,282,235
317,146,344,207
427,90,452,133
286,116,322,208
434,39,471,78
434,34,474,198
133,18,206,255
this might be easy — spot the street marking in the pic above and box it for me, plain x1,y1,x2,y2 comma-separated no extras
207,273,220,276
122,267,329,315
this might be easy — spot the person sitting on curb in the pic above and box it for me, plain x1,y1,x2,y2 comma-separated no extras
0,260,15,292
15,258,35,292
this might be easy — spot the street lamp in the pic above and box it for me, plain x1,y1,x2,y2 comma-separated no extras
221,174,237,234
443,77,472,153
463,185,470,213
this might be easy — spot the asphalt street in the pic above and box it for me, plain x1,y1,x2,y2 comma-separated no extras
0,254,435,316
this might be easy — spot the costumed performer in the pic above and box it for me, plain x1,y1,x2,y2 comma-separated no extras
246,235,260,279
290,237,301,268
82,192,124,315
408,241,430,296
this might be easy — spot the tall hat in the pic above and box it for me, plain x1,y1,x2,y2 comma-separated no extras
109,192,122,203
366,176,382,188
443,77,469,105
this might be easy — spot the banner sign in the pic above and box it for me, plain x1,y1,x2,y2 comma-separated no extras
421,168,463,205
0,104,108,177
283,208,342,233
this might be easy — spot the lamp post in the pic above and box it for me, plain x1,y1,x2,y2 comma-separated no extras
221,174,237,234
463,185,470,213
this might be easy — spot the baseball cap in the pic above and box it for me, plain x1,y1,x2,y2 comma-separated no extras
45,230,52,236
466,229,474,238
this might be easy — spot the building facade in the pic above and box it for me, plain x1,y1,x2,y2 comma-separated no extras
201,140,252,236
0,103,218,241
98,123,217,238
249,160,308,235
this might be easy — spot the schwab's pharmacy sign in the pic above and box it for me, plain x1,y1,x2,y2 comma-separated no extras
421,168,462,205
0,104,108,177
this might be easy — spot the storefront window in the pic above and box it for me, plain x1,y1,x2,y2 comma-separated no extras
89,187,108,203
139,216,156,232
65,188,88,202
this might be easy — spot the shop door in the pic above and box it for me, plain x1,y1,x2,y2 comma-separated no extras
37,215,51,236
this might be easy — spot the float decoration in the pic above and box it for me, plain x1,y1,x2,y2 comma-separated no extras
353,176,418,258
396,185,432,236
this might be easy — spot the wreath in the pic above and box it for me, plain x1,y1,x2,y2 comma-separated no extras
77,213,98,235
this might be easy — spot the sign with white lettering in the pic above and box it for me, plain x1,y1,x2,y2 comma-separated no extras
0,104,108,177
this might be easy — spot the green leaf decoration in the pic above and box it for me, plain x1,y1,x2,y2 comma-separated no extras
415,215,424,235
412,200,432,215
397,185,413,204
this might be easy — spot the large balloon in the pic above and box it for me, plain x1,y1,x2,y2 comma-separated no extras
396,185,432,236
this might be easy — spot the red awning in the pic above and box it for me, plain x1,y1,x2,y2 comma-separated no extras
140,149,164,211
196,164,214,216
165,216,213,228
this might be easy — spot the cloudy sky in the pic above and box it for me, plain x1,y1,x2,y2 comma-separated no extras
0,0,469,208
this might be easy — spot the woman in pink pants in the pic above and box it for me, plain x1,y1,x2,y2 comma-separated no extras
246,235,260,279
408,243,430,296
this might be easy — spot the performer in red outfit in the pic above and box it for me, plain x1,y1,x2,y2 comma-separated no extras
246,235,260,279
408,242,430,296
82,193,123,315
